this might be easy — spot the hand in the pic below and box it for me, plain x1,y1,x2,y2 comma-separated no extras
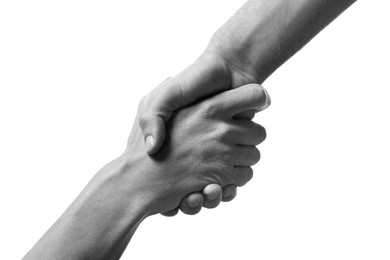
139,52,269,155
126,83,267,215
161,105,258,216
138,53,270,216
160,184,237,217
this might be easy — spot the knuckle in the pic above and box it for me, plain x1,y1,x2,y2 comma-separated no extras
216,123,236,141
213,163,235,186
201,100,218,118
223,147,236,164
213,145,235,166
212,127,226,143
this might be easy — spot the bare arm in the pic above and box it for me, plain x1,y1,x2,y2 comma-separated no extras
23,156,148,260
208,0,357,83
141,0,357,152
23,84,267,259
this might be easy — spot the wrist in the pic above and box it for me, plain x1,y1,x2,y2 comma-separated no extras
92,153,155,218
204,32,264,86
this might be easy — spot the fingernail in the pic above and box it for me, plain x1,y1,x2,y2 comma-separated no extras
188,199,201,208
207,193,217,201
257,86,271,112
223,190,232,198
145,135,154,152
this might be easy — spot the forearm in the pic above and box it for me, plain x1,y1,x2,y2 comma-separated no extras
24,155,149,260
207,0,356,83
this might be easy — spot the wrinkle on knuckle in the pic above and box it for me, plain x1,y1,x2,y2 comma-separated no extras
214,129,225,143
222,167,236,186
210,126,225,143
205,142,233,166
220,146,235,164
217,123,236,141
211,161,234,186
201,101,218,118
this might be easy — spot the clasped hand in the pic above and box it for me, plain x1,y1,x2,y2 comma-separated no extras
135,52,270,216
125,83,268,216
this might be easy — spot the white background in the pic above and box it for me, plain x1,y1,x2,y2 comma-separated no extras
1,1,389,259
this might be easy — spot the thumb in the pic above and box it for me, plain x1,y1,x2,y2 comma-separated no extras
139,77,172,155
139,114,166,155
138,57,229,155
255,86,271,112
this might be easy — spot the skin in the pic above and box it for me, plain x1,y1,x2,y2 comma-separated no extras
138,0,357,216
23,84,267,260
23,1,359,257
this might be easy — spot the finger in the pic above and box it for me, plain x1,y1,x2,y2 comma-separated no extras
161,208,179,217
207,84,270,116
222,185,238,202
139,58,229,154
231,166,253,187
181,192,205,212
234,110,255,120
139,77,172,155
232,119,267,146
179,192,204,215
139,115,166,155
234,146,261,166
202,184,223,209
255,87,271,112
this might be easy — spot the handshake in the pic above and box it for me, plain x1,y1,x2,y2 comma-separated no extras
25,53,270,260
23,0,355,257
20,0,358,256
131,53,271,217
23,52,271,260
